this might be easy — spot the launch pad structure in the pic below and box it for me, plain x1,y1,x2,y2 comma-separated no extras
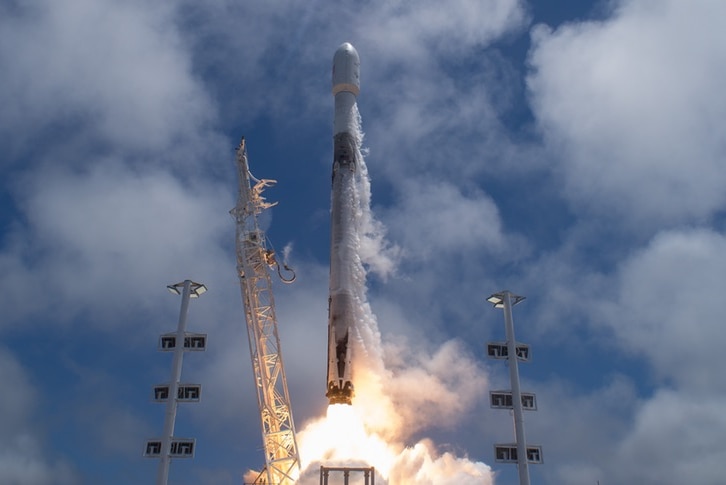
233,137,300,485
320,466,376,485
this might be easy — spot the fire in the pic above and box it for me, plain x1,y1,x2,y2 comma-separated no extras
295,395,495,485
297,404,399,478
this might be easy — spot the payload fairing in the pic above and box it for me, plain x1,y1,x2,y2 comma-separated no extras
326,43,361,405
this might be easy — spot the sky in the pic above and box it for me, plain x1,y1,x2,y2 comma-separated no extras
1,0,726,484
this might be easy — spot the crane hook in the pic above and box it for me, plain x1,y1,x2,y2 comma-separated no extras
263,248,296,283
277,262,296,284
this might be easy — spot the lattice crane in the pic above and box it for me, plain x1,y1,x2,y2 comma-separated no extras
232,137,300,485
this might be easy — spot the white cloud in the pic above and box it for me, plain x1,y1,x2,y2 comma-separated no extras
0,0,214,157
602,228,726,391
611,389,726,484
361,0,528,63
0,347,79,484
515,228,726,484
528,0,726,225
0,160,233,327
171,0,531,179
383,179,507,260
522,376,637,485
521,13,726,482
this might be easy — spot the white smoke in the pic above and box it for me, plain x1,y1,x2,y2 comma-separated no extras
295,106,493,484
352,107,402,281
389,440,494,485
282,242,294,266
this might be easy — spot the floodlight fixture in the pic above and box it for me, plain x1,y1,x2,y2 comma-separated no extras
167,280,207,298
487,291,525,308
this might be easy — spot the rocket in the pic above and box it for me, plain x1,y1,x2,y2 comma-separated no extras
326,42,361,405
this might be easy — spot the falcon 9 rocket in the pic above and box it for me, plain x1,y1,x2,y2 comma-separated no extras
326,42,361,405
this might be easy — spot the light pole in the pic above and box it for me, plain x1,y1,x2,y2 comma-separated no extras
156,280,206,485
487,290,537,485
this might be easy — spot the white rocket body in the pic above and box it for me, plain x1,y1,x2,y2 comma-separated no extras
326,43,360,405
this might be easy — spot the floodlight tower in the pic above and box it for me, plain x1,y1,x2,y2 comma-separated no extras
144,280,208,485
486,291,542,485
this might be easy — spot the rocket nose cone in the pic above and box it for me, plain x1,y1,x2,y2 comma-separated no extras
332,42,360,96
335,42,358,59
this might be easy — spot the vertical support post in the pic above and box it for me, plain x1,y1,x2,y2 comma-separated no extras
502,291,530,485
157,279,192,485
319,467,375,484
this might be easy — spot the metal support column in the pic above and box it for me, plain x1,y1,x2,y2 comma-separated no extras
487,290,537,485
157,280,192,485
151,280,207,484
501,291,530,485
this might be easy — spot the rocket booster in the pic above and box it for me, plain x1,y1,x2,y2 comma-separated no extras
326,43,361,405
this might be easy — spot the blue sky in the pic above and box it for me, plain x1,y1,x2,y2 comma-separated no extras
2,0,726,483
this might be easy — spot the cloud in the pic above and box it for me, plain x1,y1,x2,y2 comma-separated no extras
520,9,726,479
0,347,79,484
171,0,531,179
528,0,726,226
0,0,216,160
514,226,726,484
602,228,726,391
611,389,726,484
520,376,637,485
383,179,507,260
0,160,232,327
360,0,528,64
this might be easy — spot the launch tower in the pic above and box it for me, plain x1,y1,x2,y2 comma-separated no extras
233,138,300,485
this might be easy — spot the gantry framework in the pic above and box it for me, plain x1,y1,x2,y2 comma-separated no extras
232,137,300,485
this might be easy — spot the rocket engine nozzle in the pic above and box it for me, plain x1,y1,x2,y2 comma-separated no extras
326,383,354,405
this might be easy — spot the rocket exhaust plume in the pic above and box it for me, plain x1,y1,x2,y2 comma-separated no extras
327,42,361,405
